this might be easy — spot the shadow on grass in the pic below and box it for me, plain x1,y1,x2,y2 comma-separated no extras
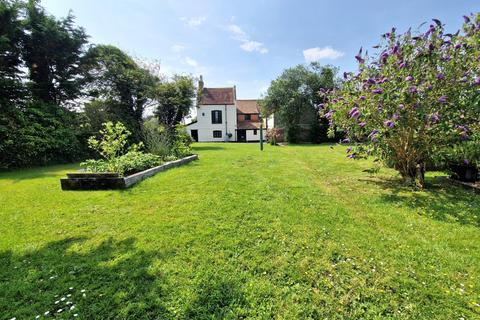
361,176,480,227
0,237,247,319
192,145,225,151
0,163,77,182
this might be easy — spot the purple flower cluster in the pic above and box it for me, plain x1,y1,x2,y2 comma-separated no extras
368,129,379,141
438,96,447,103
384,120,394,128
349,106,360,119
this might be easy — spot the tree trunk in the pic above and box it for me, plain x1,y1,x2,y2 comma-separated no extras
415,161,426,189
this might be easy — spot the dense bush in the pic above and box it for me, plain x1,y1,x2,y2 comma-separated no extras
0,102,85,168
325,14,480,188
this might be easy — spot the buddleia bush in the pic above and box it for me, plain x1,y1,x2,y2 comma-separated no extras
323,14,480,188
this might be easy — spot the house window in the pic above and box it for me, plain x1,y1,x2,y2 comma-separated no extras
253,129,257,135
245,114,251,120
211,110,222,124
213,130,222,138
202,112,205,116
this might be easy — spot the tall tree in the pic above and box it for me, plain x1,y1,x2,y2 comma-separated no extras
153,75,196,136
261,63,338,142
0,0,25,167
83,45,158,141
22,0,88,105
0,0,24,105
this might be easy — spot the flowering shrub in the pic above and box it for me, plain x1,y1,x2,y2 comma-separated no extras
266,128,283,145
324,14,480,188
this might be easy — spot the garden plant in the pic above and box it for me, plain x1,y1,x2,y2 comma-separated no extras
324,14,480,188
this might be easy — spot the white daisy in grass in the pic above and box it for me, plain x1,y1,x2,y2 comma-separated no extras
70,305,76,310
74,314,78,317
57,308,63,313
44,311,50,315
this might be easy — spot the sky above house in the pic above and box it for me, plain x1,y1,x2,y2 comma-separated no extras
43,0,479,99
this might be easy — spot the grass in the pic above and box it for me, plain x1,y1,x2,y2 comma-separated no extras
1,143,479,319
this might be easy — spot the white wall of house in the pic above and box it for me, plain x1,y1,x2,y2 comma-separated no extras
266,115,275,129
246,129,260,141
188,104,237,142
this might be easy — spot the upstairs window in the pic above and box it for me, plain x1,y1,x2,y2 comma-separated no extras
213,130,222,138
245,114,251,121
211,110,222,124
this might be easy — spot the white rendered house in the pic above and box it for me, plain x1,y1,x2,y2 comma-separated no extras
186,76,264,142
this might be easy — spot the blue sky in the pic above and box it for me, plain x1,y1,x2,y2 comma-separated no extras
43,0,479,99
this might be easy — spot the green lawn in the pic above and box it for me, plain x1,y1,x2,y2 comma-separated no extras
1,143,479,319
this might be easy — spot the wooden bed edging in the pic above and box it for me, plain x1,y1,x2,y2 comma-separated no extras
448,177,480,194
61,154,198,190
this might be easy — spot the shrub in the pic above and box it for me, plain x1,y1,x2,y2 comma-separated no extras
170,125,192,158
266,128,282,145
143,120,192,160
433,133,480,169
324,14,480,188
143,118,172,160
81,121,161,175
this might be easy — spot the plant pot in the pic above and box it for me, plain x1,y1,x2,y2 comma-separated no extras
450,164,479,182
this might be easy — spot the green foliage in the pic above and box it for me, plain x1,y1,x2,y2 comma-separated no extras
153,75,196,133
142,119,192,160
81,151,161,176
87,122,132,162
433,133,480,168
83,45,159,142
23,0,88,104
171,124,192,158
142,117,172,160
262,63,338,143
81,121,161,175
326,14,480,188
0,101,83,168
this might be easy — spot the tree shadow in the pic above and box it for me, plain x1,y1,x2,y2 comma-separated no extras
0,164,77,183
361,176,480,227
0,237,247,319
192,145,225,151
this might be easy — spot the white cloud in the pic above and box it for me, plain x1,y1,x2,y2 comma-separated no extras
228,24,268,54
171,44,185,53
184,57,198,67
228,24,247,41
180,16,206,27
240,41,268,54
303,46,344,62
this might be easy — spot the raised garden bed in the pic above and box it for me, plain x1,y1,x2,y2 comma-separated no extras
61,154,198,190
448,177,480,194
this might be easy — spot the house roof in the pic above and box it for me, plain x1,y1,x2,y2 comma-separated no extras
236,99,260,114
200,87,235,105
238,121,262,130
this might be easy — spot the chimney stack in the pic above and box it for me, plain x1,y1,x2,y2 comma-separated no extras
198,75,204,92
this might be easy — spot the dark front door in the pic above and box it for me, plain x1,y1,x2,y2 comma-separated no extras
191,130,198,142
237,129,246,142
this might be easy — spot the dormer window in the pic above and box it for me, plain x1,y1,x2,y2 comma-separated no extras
212,110,222,124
